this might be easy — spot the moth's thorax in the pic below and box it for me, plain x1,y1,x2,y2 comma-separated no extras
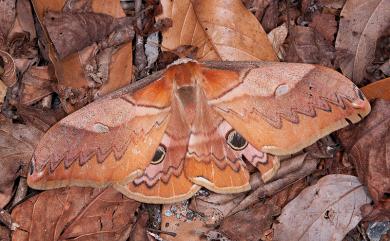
175,85,197,125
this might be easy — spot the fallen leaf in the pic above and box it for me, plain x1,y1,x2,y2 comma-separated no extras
0,225,10,241
361,77,390,100
128,211,149,241
337,100,390,204
11,187,140,241
261,0,278,33
335,0,390,84
19,66,54,105
32,0,133,112
158,0,278,61
285,26,335,67
0,50,17,87
0,80,6,105
218,203,279,241
267,23,288,60
273,175,371,241
0,0,16,48
309,13,337,42
0,115,43,208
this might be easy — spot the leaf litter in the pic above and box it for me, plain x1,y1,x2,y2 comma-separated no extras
0,0,389,240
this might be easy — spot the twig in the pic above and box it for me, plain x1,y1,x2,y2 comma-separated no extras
228,158,319,215
11,177,28,207
0,209,19,230
134,0,147,79
147,228,177,237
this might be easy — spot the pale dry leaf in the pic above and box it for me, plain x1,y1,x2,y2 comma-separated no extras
273,175,371,241
158,0,278,61
11,187,140,241
0,0,16,47
335,0,390,84
0,50,17,87
267,23,288,60
0,80,6,104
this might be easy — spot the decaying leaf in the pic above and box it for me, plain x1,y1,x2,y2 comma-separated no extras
11,187,140,241
285,26,335,67
335,0,390,84
273,175,371,241
218,203,280,241
158,0,278,61
309,13,337,42
0,116,43,208
337,100,390,204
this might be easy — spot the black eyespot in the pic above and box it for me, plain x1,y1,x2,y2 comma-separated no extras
226,130,248,151
151,145,166,165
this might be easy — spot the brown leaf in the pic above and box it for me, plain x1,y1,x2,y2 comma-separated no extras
32,0,134,112
267,23,288,60
337,100,390,204
309,13,337,42
361,77,390,100
273,175,371,241
11,187,140,241
158,0,278,61
0,0,16,48
285,26,335,67
19,66,54,105
218,203,280,241
335,0,390,84
0,115,43,208
261,0,278,33
0,50,17,87
45,11,117,60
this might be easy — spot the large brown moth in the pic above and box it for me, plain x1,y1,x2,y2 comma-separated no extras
27,59,371,203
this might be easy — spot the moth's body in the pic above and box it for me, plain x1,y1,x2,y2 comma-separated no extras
28,59,371,204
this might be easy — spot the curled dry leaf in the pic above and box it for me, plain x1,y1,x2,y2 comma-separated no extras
0,116,43,208
267,23,288,60
158,0,278,61
11,187,140,241
273,175,371,241
337,100,390,204
335,0,390,84
285,26,335,67
0,50,17,87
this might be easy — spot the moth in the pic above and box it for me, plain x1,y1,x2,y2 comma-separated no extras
27,59,371,203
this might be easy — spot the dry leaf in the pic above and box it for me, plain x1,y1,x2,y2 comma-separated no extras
335,0,390,84
0,50,17,87
267,23,288,60
361,77,390,100
218,203,279,241
285,26,335,67
20,66,54,105
0,116,43,208
158,0,278,61
337,100,390,204
0,80,6,105
32,0,133,112
11,187,140,241
0,0,16,48
273,175,371,241
309,13,337,42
